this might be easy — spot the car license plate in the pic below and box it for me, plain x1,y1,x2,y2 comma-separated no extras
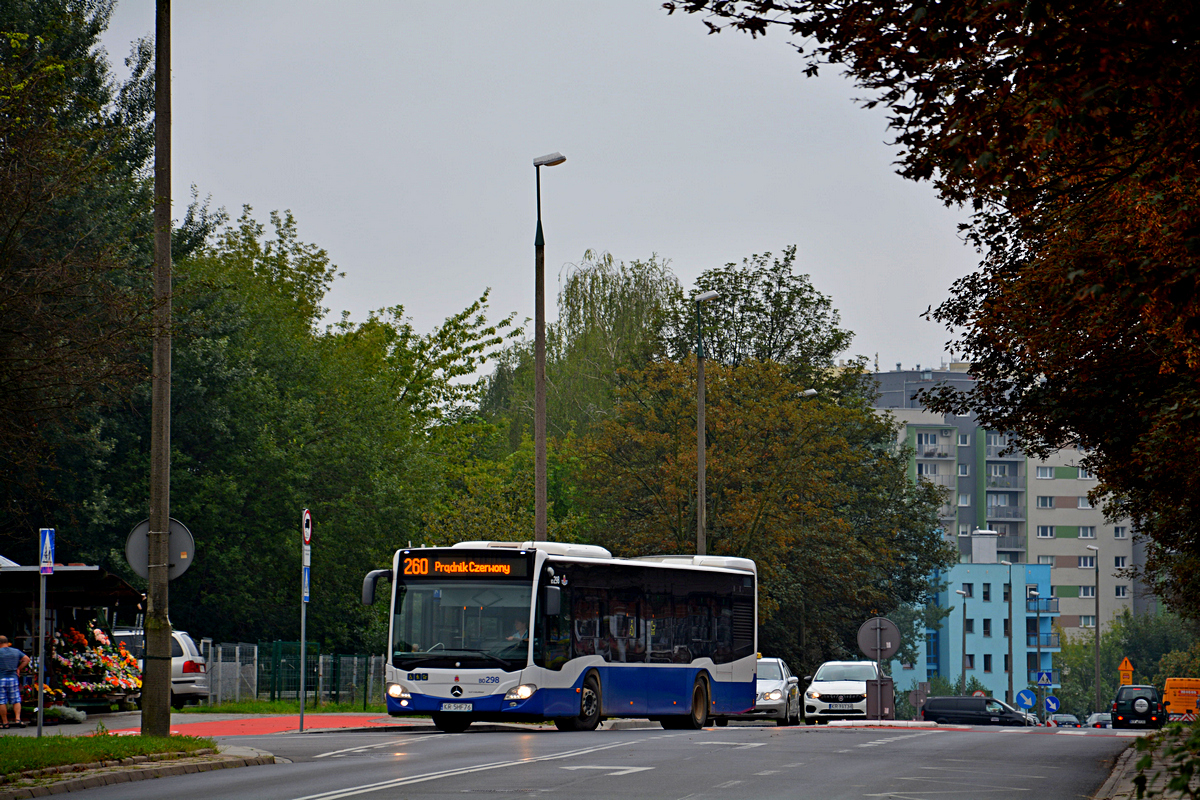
440,703,472,712
829,703,854,710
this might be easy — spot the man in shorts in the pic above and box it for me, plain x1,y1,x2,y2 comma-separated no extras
0,636,30,728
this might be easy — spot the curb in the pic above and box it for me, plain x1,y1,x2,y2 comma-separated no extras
0,748,275,799
827,720,941,728
1092,745,1138,800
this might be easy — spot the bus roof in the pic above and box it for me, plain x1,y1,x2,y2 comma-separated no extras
445,541,756,574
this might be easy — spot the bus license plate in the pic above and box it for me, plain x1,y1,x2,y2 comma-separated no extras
829,703,854,710
440,703,472,712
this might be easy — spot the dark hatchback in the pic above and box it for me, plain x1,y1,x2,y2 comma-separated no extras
1112,685,1167,729
920,696,1029,726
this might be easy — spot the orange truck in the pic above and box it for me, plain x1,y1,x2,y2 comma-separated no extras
1163,678,1200,722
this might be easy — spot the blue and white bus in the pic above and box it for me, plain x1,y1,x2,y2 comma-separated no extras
362,541,757,732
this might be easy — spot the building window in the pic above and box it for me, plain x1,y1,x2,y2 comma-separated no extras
958,523,971,537
1050,585,1057,597
1080,615,1096,628
965,654,975,670
1037,526,1056,539
1080,585,1095,598
1036,466,1053,479
1114,526,1128,539
1115,556,1127,569
987,493,1010,507
1003,618,1010,637
1079,526,1095,539
958,434,970,446
917,432,937,446
1003,584,1011,602
958,464,970,476
958,493,971,507
1078,467,1093,479
983,654,993,673
962,583,973,597
964,618,974,634
988,464,1008,477
983,583,991,602
1037,496,1054,509
1078,496,1093,509
1004,653,1011,672
1115,585,1128,598
986,433,1005,447
983,618,992,637
1038,555,1054,565
1079,556,1096,569
917,462,938,476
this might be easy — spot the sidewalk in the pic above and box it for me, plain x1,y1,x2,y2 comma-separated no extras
0,712,412,739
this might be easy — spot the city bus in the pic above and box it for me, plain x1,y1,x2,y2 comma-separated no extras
361,540,757,732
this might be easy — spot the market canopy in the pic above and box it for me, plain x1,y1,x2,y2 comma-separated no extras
0,563,142,606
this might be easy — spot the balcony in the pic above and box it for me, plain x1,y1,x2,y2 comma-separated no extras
1026,598,1059,614
1027,669,1061,685
918,473,956,489
985,475,1025,490
996,535,1025,551
986,445,1023,460
1026,633,1060,648
986,506,1025,521
917,447,953,459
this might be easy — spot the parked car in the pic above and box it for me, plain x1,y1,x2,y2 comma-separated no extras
720,656,800,726
113,628,209,709
1112,685,1166,729
1085,712,1112,728
803,660,880,724
920,695,1028,726
1051,713,1082,728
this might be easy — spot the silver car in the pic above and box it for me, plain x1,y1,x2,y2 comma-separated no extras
720,657,801,726
113,629,209,708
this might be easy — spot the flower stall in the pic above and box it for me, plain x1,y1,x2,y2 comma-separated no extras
51,624,142,707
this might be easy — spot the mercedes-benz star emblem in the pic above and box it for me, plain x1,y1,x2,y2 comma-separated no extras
451,685,463,697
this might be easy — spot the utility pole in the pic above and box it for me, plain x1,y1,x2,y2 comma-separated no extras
142,0,172,738
1001,561,1014,705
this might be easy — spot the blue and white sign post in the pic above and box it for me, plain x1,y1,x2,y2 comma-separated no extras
1045,695,1060,715
1016,689,1037,710
37,529,54,738
299,509,312,732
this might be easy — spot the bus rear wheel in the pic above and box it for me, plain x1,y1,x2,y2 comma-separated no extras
556,673,602,732
431,713,472,733
662,676,709,730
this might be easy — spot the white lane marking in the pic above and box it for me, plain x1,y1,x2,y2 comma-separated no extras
714,781,743,789
562,766,654,776
755,770,780,775
314,735,439,759
896,776,1031,791
696,741,767,750
1056,730,1088,735
782,763,805,767
290,738,653,800
918,767,1046,779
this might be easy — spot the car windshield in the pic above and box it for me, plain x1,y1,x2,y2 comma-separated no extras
813,663,877,682
392,579,532,671
758,662,783,681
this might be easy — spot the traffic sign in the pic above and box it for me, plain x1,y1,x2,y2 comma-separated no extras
1119,657,1134,686
1037,671,1053,687
857,617,901,661
302,565,310,603
39,528,55,575
972,690,986,697
1016,689,1037,709
1045,695,1060,713
302,508,313,545
125,518,195,580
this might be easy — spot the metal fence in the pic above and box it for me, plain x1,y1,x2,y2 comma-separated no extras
201,642,385,708
207,642,260,704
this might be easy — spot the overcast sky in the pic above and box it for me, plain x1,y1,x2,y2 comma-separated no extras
102,1,974,372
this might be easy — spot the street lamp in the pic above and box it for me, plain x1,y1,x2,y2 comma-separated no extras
695,290,719,556
955,588,968,694
532,151,566,542
1087,544,1100,714
1000,560,1013,705
1030,588,1043,721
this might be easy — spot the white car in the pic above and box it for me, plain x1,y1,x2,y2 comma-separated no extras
720,657,801,726
803,660,880,724
113,628,209,708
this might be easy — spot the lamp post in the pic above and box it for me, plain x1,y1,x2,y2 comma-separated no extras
1087,544,1100,713
532,151,566,542
1000,560,1013,705
695,290,719,556
955,588,968,694
1030,588,1043,722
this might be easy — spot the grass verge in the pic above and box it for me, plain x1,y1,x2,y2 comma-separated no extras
0,734,215,777
180,699,390,715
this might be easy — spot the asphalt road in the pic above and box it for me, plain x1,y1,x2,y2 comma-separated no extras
76,723,1135,800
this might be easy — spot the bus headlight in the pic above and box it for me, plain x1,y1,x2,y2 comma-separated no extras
504,684,537,701
387,684,411,700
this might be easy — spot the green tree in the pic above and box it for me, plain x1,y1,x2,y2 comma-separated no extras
1154,643,1200,687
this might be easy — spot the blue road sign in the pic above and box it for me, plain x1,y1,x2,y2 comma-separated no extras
39,528,55,575
302,565,310,603
1045,695,1060,713
1037,671,1053,687
1016,689,1037,709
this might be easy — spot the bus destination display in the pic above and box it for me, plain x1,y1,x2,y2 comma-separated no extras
402,553,529,578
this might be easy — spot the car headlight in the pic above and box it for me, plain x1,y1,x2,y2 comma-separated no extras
764,689,783,701
387,684,411,700
806,690,821,700
504,684,537,701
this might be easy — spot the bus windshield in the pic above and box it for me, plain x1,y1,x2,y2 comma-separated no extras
392,579,532,671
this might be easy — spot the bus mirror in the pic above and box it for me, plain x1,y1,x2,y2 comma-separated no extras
362,569,391,606
543,585,561,616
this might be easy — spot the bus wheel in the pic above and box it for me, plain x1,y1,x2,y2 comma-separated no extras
685,676,710,729
431,713,472,733
558,673,602,732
